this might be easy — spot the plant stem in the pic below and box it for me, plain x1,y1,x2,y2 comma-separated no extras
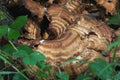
8,40,18,51
0,52,30,80
112,46,117,63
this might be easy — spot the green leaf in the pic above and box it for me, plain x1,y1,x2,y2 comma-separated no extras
11,16,27,29
1,44,16,55
23,51,46,66
37,61,51,72
89,58,114,80
0,75,3,80
56,72,69,80
107,14,120,25
36,71,48,79
114,72,120,80
76,76,93,80
106,41,120,51
17,45,33,54
7,28,20,40
14,50,28,58
0,25,8,36
12,74,27,80
0,10,7,20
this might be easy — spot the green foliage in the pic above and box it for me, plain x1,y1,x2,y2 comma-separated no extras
0,54,11,64
7,28,20,40
0,15,27,40
89,58,114,80
107,9,120,25
14,50,28,58
76,72,94,80
114,72,120,80
37,61,51,72
106,35,120,51
0,71,17,75
0,15,30,80
0,25,8,36
16,45,33,54
14,45,46,66
0,10,7,21
107,15,120,25
11,16,27,29
23,51,46,66
0,54,29,80
0,15,49,79
36,71,48,79
12,74,27,80
56,72,69,80
0,75,3,80
1,44,15,55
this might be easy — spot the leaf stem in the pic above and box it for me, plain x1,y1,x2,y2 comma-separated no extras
8,40,18,51
0,52,30,80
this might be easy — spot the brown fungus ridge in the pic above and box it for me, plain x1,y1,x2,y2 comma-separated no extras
96,0,118,14
18,20,41,46
35,29,102,75
68,24,109,51
46,4,81,39
64,49,102,75
23,0,45,20
78,16,112,42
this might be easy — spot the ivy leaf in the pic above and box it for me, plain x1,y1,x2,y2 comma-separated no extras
17,45,33,54
23,51,46,66
12,74,27,80
14,50,28,58
11,16,27,29
7,28,20,40
36,71,48,79
37,61,51,72
0,25,8,36
56,72,69,80
1,44,16,55
89,58,114,80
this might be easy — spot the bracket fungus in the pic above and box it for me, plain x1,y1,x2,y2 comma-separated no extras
19,0,114,77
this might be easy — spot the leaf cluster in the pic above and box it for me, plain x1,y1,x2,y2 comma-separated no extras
0,16,27,40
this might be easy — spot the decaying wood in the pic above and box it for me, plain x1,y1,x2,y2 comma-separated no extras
19,0,115,77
